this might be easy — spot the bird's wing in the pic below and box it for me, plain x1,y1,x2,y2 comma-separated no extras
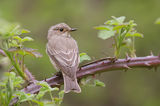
47,36,80,79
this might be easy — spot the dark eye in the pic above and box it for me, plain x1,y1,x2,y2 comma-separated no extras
59,28,63,32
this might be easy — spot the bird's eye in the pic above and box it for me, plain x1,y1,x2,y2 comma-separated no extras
59,28,64,32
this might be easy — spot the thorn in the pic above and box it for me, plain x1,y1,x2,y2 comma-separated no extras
150,51,154,56
144,62,151,66
125,53,130,62
123,64,131,69
107,57,117,63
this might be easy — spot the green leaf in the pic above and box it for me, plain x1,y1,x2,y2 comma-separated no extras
13,36,22,41
7,24,21,36
53,90,64,105
129,20,137,27
105,16,126,25
58,90,64,99
54,97,62,105
94,25,110,30
36,81,59,100
113,25,125,31
16,91,35,103
112,16,126,24
123,38,132,47
37,81,59,91
80,53,91,63
126,32,143,38
98,28,116,40
22,37,34,42
21,29,30,34
80,77,92,86
155,18,160,24
94,80,105,87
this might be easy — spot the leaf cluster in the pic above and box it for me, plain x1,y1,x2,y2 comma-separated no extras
95,16,143,58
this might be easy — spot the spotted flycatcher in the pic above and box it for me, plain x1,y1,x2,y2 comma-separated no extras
46,23,81,93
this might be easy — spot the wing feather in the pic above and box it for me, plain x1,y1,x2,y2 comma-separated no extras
46,36,80,79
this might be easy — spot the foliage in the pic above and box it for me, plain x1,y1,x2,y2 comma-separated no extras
0,72,64,106
81,77,105,87
0,16,157,106
80,52,91,63
0,18,42,80
0,72,24,106
0,18,63,106
95,16,143,58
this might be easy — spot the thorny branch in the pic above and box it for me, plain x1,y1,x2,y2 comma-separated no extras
10,54,160,105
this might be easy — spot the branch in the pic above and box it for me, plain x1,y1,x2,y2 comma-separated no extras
10,55,160,105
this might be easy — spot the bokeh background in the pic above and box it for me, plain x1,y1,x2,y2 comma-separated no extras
0,0,160,106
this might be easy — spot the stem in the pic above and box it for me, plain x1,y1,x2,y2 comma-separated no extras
4,50,26,80
10,55,160,105
49,91,54,102
130,37,136,57
21,55,25,72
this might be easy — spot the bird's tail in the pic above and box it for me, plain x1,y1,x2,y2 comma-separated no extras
63,73,81,93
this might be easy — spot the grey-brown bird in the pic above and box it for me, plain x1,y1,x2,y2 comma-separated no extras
46,23,81,93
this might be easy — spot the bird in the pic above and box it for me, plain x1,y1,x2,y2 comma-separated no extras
46,23,81,93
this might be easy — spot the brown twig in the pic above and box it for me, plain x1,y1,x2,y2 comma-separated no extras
0,49,6,56
10,54,160,105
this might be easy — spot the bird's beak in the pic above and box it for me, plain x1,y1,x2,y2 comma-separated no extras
70,28,77,32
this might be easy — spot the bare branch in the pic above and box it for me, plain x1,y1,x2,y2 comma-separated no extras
10,55,160,105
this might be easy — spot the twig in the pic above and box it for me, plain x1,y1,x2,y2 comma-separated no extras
0,49,6,56
10,55,160,105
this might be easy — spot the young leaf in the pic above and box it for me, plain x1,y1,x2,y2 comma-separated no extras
16,91,35,103
98,29,115,40
22,37,34,42
126,32,143,38
112,16,126,24
13,36,22,42
36,81,59,100
58,90,64,99
94,80,105,87
94,25,110,30
105,16,126,25
21,29,30,34
54,90,64,105
80,53,91,63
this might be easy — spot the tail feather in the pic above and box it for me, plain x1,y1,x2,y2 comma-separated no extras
63,74,81,93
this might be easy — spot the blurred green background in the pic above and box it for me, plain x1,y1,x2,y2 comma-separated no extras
1,0,160,106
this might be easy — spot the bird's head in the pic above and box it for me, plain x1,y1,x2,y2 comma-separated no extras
48,23,77,39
